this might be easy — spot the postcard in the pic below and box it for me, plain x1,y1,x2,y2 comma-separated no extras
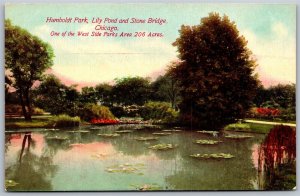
4,3,296,191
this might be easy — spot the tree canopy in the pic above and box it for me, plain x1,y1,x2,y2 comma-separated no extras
5,19,54,120
171,13,258,129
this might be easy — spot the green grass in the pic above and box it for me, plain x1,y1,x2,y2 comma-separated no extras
5,114,81,129
224,122,274,134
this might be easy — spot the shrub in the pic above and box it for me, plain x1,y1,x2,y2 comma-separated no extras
51,114,80,127
78,103,115,122
140,101,178,123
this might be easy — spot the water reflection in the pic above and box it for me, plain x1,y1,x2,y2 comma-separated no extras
5,132,58,191
5,126,283,191
257,125,296,190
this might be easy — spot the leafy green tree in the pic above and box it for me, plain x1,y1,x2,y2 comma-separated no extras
95,83,113,106
5,19,54,120
171,13,258,129
34,74,79,116
80,86,97,104
151,63,181,109
112,77,151,106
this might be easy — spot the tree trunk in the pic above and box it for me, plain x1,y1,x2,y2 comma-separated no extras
18,90,28,119
24,88,32,121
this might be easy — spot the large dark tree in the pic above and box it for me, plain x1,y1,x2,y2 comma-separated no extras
34,74,79,116
112,77,151,106
5,19,54,120
171,13,258,129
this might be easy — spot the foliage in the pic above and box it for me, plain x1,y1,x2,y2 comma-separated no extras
5,19,54,120
80,86,98,104
34,74,80,116
95,83,113,106
140,101,179,123
171,13,258,129
258,125,296,190
112,77,151,106
150,66,181,109
5,104,45,115
77,103,115,122
51,114,80,128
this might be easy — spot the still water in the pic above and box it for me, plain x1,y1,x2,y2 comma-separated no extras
5,125,267,191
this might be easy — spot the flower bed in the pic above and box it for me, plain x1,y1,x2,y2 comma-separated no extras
90,118,119,125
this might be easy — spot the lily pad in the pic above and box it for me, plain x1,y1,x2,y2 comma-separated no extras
115,130,133,133
197,130,219,135
152,132,172,136
130,183,162,191
135,137,158,141
105,163,145,174
67,130,89,133
162,129,182,132
190,153,234,159
97,133,120,137
148,143,176,150
194,139,222,145
5,180,19,188
225,135,253,139
44,128,60,131
46,136,68,140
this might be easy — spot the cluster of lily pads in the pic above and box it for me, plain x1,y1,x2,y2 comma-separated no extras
97,133,120,137
135,137,158,141
115,130,133,133
190,153,234,159
152,132,172,136
148,143,176,150
130,183,162,191
224,135,253,139
46,136,68,140
105,163,145,174
197,130,219,135
161,129,182,132
5,180,19,188
67,130,90,133
194,139,222,145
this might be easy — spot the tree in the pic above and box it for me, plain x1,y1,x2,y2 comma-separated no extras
34,74,79,116
95,83,113,106
5,19,54,120
151,65,181,109
80,86,97,104
112,77,151,106
171,13,258,129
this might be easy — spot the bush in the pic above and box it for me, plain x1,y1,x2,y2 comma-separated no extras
51,114,80,127
78,103,115,122
140,101,178,123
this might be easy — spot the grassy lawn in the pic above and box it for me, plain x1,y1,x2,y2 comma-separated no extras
224,122,275,134
5,115,80,129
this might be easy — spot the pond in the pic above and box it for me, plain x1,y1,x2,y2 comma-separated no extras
4,124,293,191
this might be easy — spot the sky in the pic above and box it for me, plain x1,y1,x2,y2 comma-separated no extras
5,3,296,88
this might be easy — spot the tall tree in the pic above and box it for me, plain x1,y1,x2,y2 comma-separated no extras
171,13,258,129
95,83,113,106
5,19,54,120
112,77,151,106
34,74,79,116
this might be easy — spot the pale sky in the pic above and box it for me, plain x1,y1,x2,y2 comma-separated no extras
5,4,296,87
